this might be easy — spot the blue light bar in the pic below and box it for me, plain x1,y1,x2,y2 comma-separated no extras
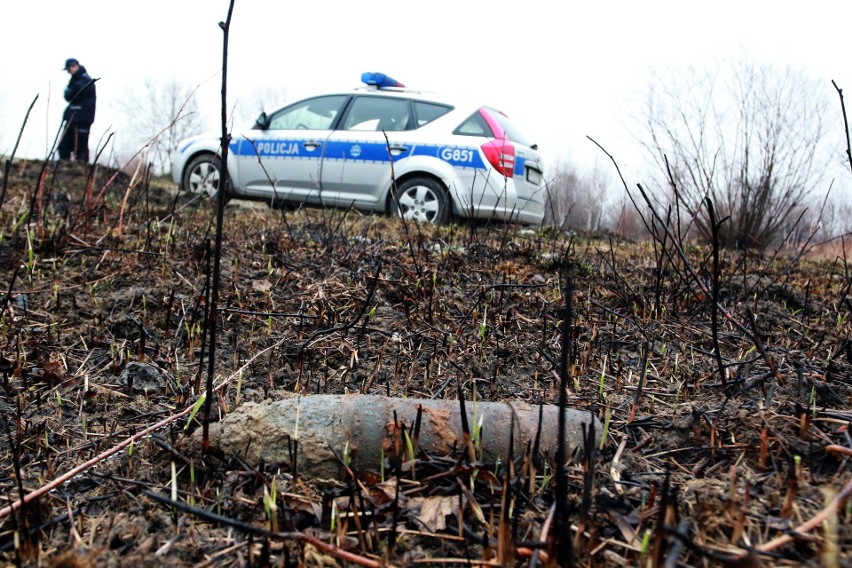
361,72,405,88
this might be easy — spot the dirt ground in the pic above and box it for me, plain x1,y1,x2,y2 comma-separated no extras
0,159,850,567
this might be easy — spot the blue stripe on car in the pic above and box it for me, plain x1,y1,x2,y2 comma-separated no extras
514,155,526,176
323,140,410,162
231,139,487,170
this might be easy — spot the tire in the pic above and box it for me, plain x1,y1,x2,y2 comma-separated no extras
182,154,223,198
391,177,449,224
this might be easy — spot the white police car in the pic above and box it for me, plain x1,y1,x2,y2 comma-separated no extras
171,73,545,225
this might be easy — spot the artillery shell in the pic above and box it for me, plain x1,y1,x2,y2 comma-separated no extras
199,394,599,479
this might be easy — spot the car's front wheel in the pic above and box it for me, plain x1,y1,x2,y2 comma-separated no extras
391,177,449,224
183,154,223,198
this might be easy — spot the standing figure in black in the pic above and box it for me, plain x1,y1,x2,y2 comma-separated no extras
58,58,97,162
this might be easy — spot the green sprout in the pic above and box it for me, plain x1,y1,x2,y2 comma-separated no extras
185,392,206,430
263,478,279,531
403,430,415,477
25,228,35,279
540,461,552,489
293,401,302,442
330,500,339,534
471,396,485,458
640,529,651,557
235,371,243,407
12,211,28,232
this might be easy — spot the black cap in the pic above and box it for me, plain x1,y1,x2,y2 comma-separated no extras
63,58,79,71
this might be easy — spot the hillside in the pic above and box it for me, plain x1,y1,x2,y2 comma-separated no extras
0,158,849,566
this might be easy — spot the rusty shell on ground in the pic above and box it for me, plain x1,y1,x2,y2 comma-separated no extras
198,394,599,479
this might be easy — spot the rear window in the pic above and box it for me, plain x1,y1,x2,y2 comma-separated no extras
413,101,452,127
453,112,494,137
483,107,533,147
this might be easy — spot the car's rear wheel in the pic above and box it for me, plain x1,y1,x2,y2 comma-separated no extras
183,154,223,198
391,177,449,224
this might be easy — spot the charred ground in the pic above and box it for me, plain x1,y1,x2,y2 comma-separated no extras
0,159,850,567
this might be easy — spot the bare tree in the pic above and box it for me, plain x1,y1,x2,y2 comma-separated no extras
611,195,648,241
545,162,579,228
545,161,612,231
636,57,831,249
231,85,288,126
114,78,204,174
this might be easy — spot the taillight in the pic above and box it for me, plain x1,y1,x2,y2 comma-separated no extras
480,139,515,177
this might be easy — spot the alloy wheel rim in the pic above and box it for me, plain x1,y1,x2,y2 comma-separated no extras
189,162,219,197
399,185,440,223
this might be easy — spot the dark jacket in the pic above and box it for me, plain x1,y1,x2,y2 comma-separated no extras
63,66,97,124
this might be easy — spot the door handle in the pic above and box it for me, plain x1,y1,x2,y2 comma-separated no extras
303,140,321,149
388,144,408,155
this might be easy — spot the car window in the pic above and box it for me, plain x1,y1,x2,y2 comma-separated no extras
267,95,348,130
413,101,453,127
454,111,494,137
342,96,411,132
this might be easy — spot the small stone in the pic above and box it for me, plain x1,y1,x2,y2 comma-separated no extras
117,362,165,394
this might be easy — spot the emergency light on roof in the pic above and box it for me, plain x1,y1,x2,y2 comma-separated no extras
361,72,405,88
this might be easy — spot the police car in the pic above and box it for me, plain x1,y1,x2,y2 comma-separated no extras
171,73,545,225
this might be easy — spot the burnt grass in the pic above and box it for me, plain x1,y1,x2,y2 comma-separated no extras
0,158,850,567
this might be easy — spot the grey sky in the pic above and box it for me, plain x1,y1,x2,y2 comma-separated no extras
1,0,851,184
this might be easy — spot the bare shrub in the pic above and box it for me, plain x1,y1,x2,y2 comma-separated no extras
636,57,832,250
113,78,205,175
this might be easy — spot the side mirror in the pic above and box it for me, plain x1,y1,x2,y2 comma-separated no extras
253,111,269,130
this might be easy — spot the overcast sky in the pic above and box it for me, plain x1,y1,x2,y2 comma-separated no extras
2,1,851,186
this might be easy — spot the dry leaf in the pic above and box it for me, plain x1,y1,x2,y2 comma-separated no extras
408,495,461,532
252,279,273,292
368,478,403,506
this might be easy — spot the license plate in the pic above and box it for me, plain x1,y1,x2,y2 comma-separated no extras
526,167,542,185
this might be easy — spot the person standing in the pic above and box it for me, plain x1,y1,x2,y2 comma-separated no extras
58,58,97,162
